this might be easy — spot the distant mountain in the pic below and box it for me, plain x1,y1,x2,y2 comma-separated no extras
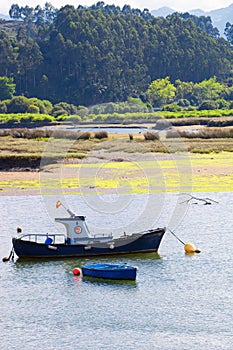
151,6,174,18
203,4,233,35
0,13,10,20
151,4,233,36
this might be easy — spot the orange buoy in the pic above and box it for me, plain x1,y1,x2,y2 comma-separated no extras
2,256,9,262
184,242,201,254
73,267,81,276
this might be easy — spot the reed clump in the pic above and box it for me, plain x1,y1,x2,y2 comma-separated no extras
52,130,91,140
167,128,233,139
0,128,91,140
143,132,160,141
129,133,134,141
94,131,108,139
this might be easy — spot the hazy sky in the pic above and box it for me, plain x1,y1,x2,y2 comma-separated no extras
1,0,233,15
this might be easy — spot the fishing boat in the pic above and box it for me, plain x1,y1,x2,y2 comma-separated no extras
82,263,137,280
12,201,165,259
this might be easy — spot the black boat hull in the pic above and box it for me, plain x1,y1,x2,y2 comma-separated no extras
12,228,165,259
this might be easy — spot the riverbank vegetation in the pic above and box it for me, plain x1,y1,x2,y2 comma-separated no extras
1,127,233,170
2,76,233,128
2,109,233,129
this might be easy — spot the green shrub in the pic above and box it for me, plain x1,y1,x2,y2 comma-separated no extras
103,102,115,114
7,96,31,113
163,103,182,112
89,98,149,115
42,99,53,114
59,115,82,123
76,106,89,117
198,100,218,110
52,102,78,116
183,105,196,111
177,99,190,107
216,99,230,109
0,101,7,113
0,113,55,127
27,104,40,114
51,106,68,117
28,98,48,113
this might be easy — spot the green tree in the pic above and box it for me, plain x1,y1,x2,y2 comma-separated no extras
175,80,194,101
146,77,176,107
0,77,16,100
0,31,17,77
193,77,225,103
9,4,21,19
180,13,219,38
17,38,43,94
224,22,233,44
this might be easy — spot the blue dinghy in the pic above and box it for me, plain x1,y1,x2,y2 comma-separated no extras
82,263,137,280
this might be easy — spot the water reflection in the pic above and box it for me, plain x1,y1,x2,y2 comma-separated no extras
81,276,138,288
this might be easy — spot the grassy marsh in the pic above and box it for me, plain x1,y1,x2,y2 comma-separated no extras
1,131,233,194
1,152,233,194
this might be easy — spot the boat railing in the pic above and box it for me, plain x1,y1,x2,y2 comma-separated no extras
92,233,113,238
17,233,66,244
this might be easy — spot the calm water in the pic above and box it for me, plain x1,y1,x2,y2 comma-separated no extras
71,126,149,134
42,125,150,134
0,193,233,350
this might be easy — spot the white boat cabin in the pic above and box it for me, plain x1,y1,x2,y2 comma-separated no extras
55,215,113,245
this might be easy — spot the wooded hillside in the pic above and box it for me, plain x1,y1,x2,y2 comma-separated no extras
0,3,233,106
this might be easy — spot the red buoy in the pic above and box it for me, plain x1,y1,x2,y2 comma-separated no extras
73,267,81,276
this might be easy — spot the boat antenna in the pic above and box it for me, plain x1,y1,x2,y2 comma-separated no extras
56,201,75,217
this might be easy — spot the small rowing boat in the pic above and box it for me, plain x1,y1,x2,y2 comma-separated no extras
82,263,137,280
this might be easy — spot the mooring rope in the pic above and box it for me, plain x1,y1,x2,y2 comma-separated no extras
167,228,185,245
2,247,14,262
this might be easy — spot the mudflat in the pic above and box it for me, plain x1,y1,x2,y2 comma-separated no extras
0,150,233,195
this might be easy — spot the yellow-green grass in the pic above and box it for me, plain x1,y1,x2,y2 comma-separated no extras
1,152,232,194
0,179,40,194
62,152,233,193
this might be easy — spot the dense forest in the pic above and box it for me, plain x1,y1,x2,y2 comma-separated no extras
0,2,233,106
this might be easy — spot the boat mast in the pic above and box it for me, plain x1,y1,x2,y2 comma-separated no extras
56,201,75,217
